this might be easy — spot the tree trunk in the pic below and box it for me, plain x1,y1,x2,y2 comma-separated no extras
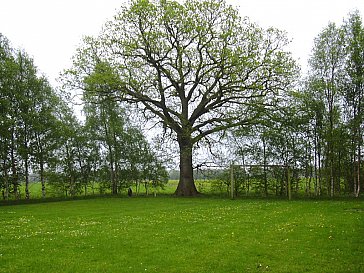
3,159,9,200
262,135,268,197
66,144,75,196
103,119,117,195
356,81,361,197
330,162,334,197
11,131,19,199
318,138,322,196
24,123,30,200
40,160,46,198
314,125,319,196
25,156,29,199
175,137,199,196
356,144,361,197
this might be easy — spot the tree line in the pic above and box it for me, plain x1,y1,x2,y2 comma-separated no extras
0,34,168,200
2,0,363,199
230,11,364,197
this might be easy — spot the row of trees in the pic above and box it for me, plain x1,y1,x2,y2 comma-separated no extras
2,0,363,198
0,34,167,200
0,34,59,199
229,11,364,197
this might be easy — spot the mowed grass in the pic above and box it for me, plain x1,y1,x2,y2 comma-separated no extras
0,197,363,273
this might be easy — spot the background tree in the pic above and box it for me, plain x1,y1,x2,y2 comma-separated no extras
232,97,306,197
15,51,40,199
306,22,346,197
31,78,62,198
299,12,364,198
83,93,124,195
63,0,298,196
0,34,16,199
48,102,81,196
343,11,364,197
83,63,168,195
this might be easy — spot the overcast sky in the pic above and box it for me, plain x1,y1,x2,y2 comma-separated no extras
1,0,364,86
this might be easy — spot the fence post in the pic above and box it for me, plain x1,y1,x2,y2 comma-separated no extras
230,162,234,199
287,166,292,201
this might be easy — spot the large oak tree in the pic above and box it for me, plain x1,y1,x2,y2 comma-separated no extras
64,0,298,196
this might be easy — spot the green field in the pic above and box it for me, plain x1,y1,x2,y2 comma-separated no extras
0,197,363,273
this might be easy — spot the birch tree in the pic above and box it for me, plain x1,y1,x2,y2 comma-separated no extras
343,11,364,197
308,22,346,197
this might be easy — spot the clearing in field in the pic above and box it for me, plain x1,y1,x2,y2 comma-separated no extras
0,197,363,273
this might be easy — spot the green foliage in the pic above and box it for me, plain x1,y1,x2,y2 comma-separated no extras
0,197,363,272
0,34,64,200
302,11,364,197
82,68,168,194
1,33,167,200
231,11,364,198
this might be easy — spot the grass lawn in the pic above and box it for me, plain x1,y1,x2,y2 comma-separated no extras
0,197,363,273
